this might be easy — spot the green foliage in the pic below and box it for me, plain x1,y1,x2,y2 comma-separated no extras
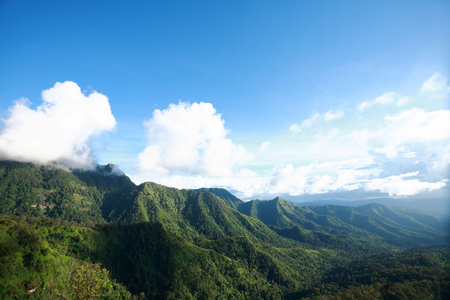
55,261,113,300
299,246,450,299
195,187,243,209
0,160,135,224
0,215,134,299
93,222,287,299
108,182,296,247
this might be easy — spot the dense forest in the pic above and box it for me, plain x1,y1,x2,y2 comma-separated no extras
0,160,448,299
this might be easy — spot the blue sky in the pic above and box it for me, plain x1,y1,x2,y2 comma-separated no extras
0,0,449,200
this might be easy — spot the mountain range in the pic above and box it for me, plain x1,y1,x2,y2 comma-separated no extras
0,160,448,299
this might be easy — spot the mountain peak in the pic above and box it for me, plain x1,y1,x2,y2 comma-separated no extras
95,163,124,176
272,196,285,202
194,187,243,209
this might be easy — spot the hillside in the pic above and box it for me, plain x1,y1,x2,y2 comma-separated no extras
106,182,294,246
0,160,135,223
0,160,449,299
194,187,243,210
236,197,448,249
309,204,449,247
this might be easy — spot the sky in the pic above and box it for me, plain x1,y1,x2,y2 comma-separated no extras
0,0,449,201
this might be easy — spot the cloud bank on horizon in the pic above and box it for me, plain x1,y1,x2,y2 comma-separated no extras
0,73,448,199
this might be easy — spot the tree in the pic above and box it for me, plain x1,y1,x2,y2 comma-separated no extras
56,261,113,300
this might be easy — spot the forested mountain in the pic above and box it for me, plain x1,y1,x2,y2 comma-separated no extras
236,197,448,249
194,187,243,209
105,181,290,245
0,160,449,299
309,204,449,247
0,160,135,224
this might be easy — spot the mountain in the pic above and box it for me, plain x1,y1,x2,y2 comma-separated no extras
95,222,292,299
309,203,449,247
106,182,293,246
296,196,450,218
194,187,243,209
0,160,449,299
238,196,351,230
0,160,135,223
235,197,448,249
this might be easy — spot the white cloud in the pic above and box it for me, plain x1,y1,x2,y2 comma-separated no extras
289,109,344,133
137,101,251,178
364,172,446,196
374,145,403,159
131,73,449,200
424,144,450,178
420,73,449,94
262,162,445,198
259,141,271,152
288,124,301,133
324,109,344,121
402,152,416,159
268,164,314,195
249,108,450,198
264,160,370,196
357,92,409,112
366,108,450,160
0,81,116,169
384,108,450,143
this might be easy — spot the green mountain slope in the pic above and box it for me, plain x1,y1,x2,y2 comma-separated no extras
95,222,290,299
2,214,448,299
0,215,134,299
235,196,448,249
0,160,134,224
107,182,294,246
355,203,449,232
238,197,348,230
309,204,449,247
298,245,450,299
194,187,243,209
237,197,396,254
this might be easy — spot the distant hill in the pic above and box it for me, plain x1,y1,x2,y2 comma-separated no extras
236,197,448,249
309,203,449,247
297,197,450,218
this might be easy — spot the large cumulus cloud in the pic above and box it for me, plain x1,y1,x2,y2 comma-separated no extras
0,81,116,169
137,101,250,178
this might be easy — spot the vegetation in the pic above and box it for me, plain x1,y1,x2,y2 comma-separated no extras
0,215,133,299
0,161,135,224
195,187,243,210
0,160,448,299
298,245,450,299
